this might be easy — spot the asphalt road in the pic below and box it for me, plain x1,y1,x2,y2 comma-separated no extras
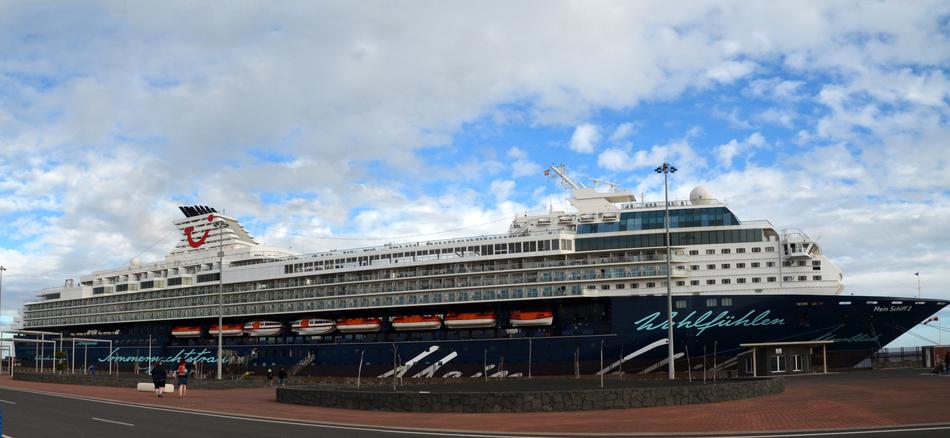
1,386,949,438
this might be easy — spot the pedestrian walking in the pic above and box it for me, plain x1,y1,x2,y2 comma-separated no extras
176,360,189,398
266,368,273,387
278,367,287,386
151,361,167,398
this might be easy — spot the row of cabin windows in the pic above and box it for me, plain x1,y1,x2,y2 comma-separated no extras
674,297,734,308
284,239,564,274
576,229,764,252
576,207,740,233
598,272,822,291
693,261,775,270
688,246,775,255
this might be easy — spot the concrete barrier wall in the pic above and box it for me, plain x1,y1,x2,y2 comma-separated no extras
276,379,784,412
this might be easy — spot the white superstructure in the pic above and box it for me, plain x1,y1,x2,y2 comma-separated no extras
22,167,843,329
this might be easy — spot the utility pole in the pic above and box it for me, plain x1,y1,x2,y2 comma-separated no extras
0,266,6,331
655,163,677,380
214,220,230,380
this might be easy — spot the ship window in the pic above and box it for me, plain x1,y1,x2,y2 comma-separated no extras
646,282,656,288
721,297,733,306
797,260,807,266
691,265,699,270
752,277,761,283
765,247,775,252
736,263,746,268
676,281,685,286
721,264,730,269
690,280,699,286
769,356,787,373
600,284,609,290
766,262,776,267
813,275,822,281
752,247,761,253
721,248,731,254
721,278,731,284
706,249,715,255
707,264,715,270
783,276,793,281
631,283,639,289
706,298,717,307
798,275,807,281
706,279,716,285
751,262,760,268
616,283,625,289
689,250,699,255
737,278,746,284
736,248,746,253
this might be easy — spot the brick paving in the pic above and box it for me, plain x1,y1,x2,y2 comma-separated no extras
2,369,949,434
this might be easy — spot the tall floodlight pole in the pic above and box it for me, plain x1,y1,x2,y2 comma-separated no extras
214,220,229,380
0,266,5,362
915,272,920,298
0,266,6,330
655,163,677,380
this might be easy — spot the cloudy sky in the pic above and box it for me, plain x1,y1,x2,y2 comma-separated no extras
1,1,948,346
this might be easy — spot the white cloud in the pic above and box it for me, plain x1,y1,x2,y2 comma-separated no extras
489,179,516,202
569,123,600,153
597,148,633,171
507,147,542,177
716,132,766,168
609,123,635,143
598,136,706,173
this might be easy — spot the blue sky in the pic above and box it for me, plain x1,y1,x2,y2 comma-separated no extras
1,1,949,347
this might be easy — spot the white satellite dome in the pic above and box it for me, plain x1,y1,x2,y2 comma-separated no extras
689,186,715,205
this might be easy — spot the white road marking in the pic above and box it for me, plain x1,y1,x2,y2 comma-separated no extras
1,385,950,437
91,417,134,427
0,399,15,404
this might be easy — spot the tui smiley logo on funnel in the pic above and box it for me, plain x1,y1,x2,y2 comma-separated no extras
183,214,216,248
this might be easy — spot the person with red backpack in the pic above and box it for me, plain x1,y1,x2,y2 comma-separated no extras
175,360,189,399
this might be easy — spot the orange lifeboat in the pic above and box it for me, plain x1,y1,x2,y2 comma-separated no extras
336,317,382,333
510,310,553,327
291,318,336,335
171,326,201,338
444,312,496,329
392,315,442,331
208,323,244,337
244,320,282,337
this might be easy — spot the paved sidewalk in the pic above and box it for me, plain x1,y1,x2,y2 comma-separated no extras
2,369,949,434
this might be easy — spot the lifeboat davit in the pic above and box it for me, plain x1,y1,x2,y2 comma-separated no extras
208,324,244,337
444,312,496,329
171,326,201,338
244,320,282,337
291,318,336,335
336,317,382,333
392,315,443,331
510,310,554,327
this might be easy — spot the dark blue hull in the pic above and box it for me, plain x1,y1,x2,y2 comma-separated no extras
17,294,947,377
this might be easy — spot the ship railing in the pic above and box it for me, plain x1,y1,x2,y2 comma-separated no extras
287,230,570,261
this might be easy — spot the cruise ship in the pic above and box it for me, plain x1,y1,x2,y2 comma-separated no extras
18,166,946,378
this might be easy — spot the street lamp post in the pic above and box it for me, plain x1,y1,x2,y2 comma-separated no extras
214,220,229,380
655,163,677,380
0,266,5,363
0,266,6,330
